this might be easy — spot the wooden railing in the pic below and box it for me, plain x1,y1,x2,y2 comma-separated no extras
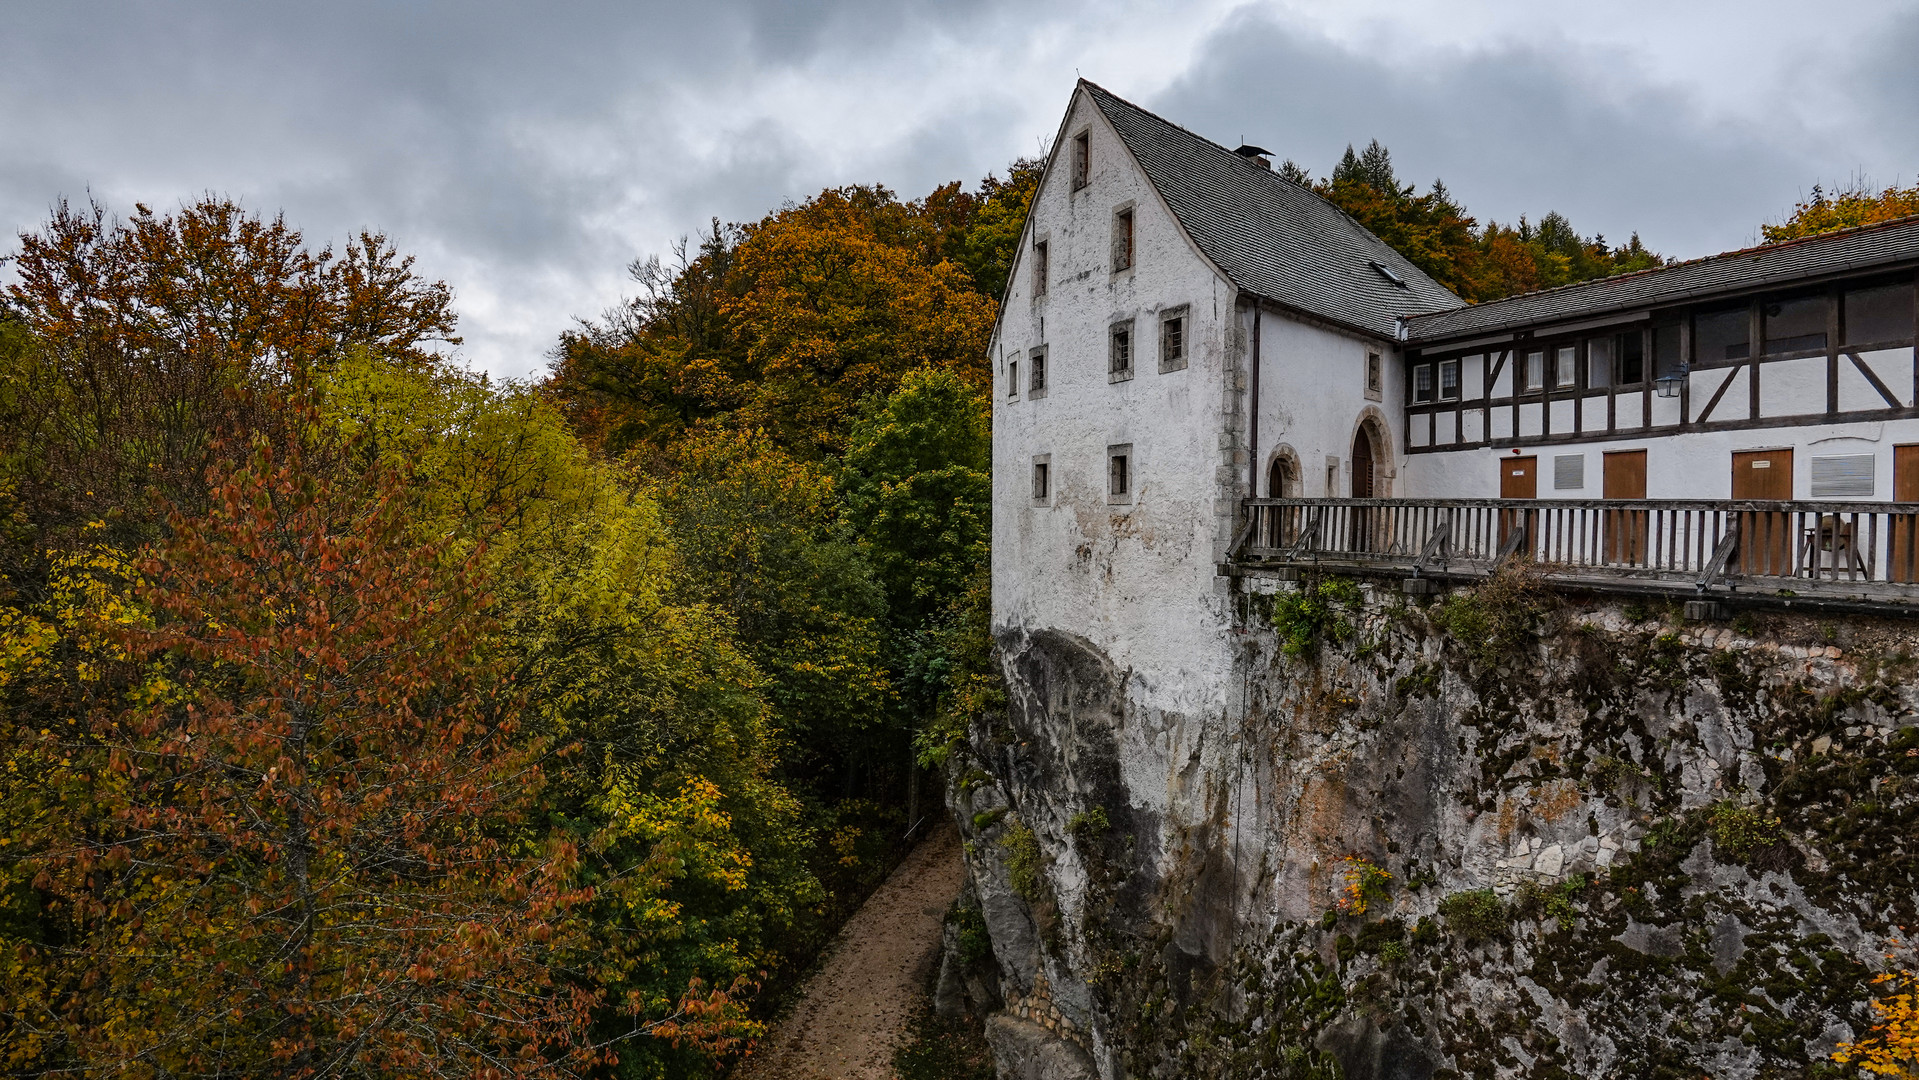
1236,498,1919,591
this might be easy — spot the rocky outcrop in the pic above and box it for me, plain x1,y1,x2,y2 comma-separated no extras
952,573,1919,1078
983,1015,1100,1080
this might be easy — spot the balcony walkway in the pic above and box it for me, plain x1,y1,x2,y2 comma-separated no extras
1227,497,1919,615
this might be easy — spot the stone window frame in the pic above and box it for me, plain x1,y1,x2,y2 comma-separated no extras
1071,130,1091,191
1031,235,1049,299
1107,443,1134,505
1006,356,1019,400
1027,346,1048,400
1158,305,1189,373
1031,454,1052,505
1110,202,1136,275
1109,319,1136,383
1365,350,1383,401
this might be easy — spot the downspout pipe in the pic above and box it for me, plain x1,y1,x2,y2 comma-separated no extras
1248,302,1261,501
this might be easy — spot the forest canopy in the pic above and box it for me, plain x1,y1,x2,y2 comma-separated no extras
6,122,1876,1077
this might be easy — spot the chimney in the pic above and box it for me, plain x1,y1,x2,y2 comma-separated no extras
1232,144,1273,170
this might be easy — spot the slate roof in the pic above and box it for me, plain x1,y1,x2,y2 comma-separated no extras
1405,214,1919,345
1082,82,1464,340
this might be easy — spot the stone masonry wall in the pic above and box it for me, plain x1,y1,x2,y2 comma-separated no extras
950,571,1919,1080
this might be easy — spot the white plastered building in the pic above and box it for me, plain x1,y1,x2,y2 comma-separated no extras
991,80,1919,711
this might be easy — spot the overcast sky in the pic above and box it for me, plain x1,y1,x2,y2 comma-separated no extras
4,1,1914,377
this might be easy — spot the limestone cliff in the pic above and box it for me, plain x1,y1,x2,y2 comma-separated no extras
943,572,1919,1079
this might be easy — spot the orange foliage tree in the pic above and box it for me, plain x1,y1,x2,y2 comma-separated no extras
548,178,1012,459
1765,180,1919,244
0,197,458,548
0,447,616,1077
1835,968,1919,1078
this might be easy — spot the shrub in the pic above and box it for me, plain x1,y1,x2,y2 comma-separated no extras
952,903,994,967
1333,856,1392,916
1263,577,1363,658
1432,566,1553,670
1067,806,1110,846
1439,889,1506,942
1000,821,1045,903
1710,801,1784,861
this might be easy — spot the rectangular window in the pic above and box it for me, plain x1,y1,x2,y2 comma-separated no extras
1028,347,1047,398
1413,363,1433,403
1107,443,1133,504
1764,295,1828,354
1652,323,1683,379
1112,207,1135,272
1617,331,1646,385
1366,352,1383,395
1031,455,1051,503
1158,307,1188,372
1586,337,1612,388
1032,239,1048,297
1553,454,1585,490
1439,358,1460,400
1524,350,1545,391
1694,305,1750,362
1845,282,1914,345
1007,359,1018,399
1811,454,1875,498
1109,321,1134,382
1555,345,1577,388
1072,132,1090,190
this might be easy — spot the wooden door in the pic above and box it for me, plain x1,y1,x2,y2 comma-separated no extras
1603,450,1648,565
1350,428,1377,551
1893,445,1919,582
1732,449,1794,576
1499,456,1537,554
1501,456,1538,499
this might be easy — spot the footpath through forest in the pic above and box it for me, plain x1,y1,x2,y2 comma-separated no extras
732,820,967,1080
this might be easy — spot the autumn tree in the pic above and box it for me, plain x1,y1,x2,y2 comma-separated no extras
314,355,825,1075
0,197,458,551
548,175,1014,460
0,447,611,1077
1309,139,1664,302
1835,968,1919,1078
1765,179,1919,243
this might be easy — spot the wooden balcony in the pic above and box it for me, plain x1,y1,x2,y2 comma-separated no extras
1229,497,1919,614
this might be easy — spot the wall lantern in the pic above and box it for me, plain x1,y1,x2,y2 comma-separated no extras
1654,366,1687,398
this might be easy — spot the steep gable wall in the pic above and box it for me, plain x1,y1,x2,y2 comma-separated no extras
991,86,1243,725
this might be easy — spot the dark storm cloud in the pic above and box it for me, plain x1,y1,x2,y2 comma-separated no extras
0,0,1025,374
1149,8,1858,259
3,2,1910,374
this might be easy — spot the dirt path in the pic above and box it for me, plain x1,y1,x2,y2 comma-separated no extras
733,819,966,1080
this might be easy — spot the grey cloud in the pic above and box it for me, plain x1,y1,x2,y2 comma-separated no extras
1152,9,1882,258
4,2,1909,377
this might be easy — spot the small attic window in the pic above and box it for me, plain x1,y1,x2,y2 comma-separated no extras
1369,260,1411,289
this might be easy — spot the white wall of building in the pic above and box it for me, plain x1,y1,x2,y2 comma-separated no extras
990,87,1240,720
1250,307,1404,500
1401,417,1919,500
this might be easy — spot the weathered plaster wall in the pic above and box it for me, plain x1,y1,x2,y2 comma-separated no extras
952,575,1919,1080
1254,308,1406,499
991,85,1241,723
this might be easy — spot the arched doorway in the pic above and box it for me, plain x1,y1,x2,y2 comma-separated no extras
1268,455,1297,497
1350,425,1377,498
1265,451,1300,547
